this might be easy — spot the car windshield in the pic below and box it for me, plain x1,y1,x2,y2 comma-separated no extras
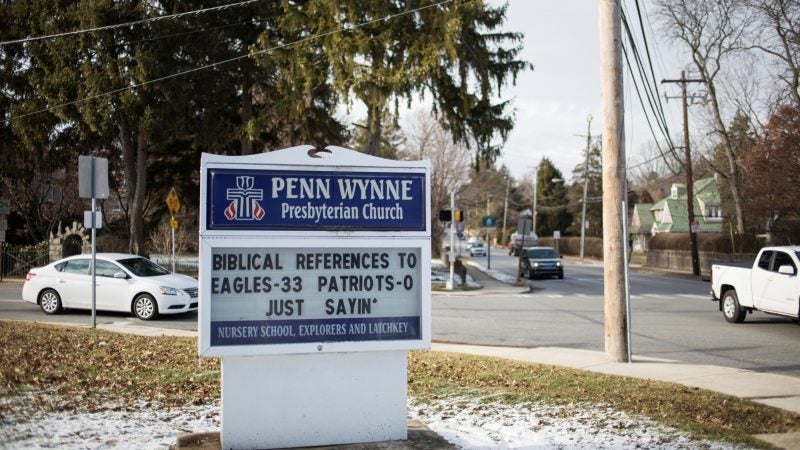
117,257,169,277
526,248,558,259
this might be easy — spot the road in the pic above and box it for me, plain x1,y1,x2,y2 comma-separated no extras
435,247,800,377
2,251,799,378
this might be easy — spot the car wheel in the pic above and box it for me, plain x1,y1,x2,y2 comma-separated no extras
721,290,745,323
39,289,62,315
558,272,564,280
133,294,159,320
528,270,536,280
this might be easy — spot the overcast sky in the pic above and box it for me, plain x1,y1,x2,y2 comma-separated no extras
490,0,686,181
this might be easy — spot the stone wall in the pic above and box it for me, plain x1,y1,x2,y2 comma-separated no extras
49,221,92,261
645,249,755,275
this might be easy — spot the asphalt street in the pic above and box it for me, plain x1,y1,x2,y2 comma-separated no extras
2,253,799,378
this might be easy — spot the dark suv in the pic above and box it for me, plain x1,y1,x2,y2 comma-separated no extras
519,247,563,279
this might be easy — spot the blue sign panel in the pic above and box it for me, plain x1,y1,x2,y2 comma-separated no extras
207,169,426,231
210,317,420,346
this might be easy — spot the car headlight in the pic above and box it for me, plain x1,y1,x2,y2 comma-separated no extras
556,261,562,267
159,286,184,296
533,262,540,267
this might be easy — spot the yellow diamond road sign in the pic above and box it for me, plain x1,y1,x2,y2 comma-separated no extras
166,188,181,215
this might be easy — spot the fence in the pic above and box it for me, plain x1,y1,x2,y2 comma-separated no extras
150,253,199,275
645,249,756,276
0,243,50,281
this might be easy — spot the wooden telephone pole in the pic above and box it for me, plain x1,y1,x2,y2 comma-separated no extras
662,71,705,277
599,0,628,362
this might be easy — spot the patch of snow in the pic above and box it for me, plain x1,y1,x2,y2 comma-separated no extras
1,394,740,449
409,397,740,450
464,260,519,285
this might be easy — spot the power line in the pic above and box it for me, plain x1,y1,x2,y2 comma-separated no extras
621,8,675,153
0,0,264,47
620,6,682,174
4,0,458,125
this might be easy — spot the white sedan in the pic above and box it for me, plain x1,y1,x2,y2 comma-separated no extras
22,253,198,320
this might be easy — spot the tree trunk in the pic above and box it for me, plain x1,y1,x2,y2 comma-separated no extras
707,83,746,233
240,64,254,155
366,102,383,156
119,121,148,255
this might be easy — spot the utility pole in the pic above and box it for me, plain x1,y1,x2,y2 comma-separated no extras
599,0,628,363
532,168,538,235
662,71,705,277
580,116,592,261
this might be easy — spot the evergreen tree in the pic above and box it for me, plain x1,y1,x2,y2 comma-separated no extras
534,158,571,238
568,142,602,236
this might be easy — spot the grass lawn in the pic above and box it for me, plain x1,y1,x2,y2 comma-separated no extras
1,321,798,448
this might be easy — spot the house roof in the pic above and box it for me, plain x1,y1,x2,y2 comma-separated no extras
632,177,723,236
694,177,720,204
652,198,722,233
629,203,654,234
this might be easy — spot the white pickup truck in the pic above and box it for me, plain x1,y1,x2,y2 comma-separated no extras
711,246,800,323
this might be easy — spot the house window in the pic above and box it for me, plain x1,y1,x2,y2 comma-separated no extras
654,210,662,222
705,204,722,221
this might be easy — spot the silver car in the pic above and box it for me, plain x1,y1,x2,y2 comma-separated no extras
22,253,198,320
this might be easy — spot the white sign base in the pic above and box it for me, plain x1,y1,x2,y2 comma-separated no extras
222,350,408,449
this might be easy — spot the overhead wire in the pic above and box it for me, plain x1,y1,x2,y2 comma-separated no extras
620,5,682,174
0,0,264,47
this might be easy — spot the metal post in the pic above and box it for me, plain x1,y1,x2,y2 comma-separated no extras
90,159,97,329
171,216,176,274
487,231,491,270
448,190,456,290
622,200,632,363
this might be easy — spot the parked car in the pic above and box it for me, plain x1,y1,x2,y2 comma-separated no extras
469,242,487,257
519,246,563,279
711,246,799,323
22,253,198,320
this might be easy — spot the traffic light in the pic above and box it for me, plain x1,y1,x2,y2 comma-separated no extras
454,210,463,222
438,210,452,221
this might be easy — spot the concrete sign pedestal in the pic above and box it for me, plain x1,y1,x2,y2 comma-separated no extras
222,351,407,449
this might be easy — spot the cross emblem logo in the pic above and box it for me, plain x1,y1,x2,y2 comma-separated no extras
224,176,265,220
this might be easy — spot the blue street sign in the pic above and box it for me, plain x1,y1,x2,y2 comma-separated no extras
481,215,497,228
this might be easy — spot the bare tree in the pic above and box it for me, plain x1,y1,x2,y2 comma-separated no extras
656,0,752,233
401,110,471,257
748,0,800,107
